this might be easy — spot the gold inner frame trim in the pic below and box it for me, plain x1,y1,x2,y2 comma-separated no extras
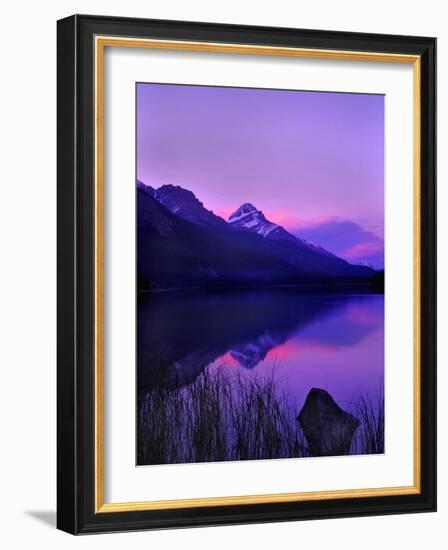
94,35,421,513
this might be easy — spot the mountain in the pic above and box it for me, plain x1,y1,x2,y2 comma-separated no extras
229,203,297,242
137,182,375,290
138,181,226,228
137,179,156,197
229,202,336,258
137,187,310,289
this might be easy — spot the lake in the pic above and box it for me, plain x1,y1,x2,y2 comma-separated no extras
137,288,384,464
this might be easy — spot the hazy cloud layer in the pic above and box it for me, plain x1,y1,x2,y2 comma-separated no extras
294,219,384,269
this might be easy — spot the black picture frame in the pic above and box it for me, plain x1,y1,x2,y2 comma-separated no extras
57,14,436,534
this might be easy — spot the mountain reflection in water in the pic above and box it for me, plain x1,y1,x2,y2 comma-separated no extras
137,289,384,408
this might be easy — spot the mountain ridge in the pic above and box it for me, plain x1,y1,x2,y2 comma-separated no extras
137,181,376,290
228,202,338,259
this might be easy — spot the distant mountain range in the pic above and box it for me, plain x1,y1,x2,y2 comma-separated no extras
137,180,378,290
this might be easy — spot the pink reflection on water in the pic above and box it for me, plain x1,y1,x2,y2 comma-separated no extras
212,295,384,413
265,339,336,359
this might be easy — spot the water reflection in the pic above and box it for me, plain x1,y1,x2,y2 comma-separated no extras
137,289,384,464
137,289,384,407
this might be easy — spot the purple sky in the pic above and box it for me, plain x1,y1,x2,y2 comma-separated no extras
137,83,384,268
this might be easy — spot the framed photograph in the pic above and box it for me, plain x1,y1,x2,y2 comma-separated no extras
57,14,436,534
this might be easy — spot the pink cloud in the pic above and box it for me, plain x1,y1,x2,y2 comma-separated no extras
342,241,384,261
266,211,338,230
213,206,236,221
264,211,301,227
212,206,338,231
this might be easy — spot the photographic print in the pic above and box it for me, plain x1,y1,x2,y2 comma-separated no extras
57,17,436,533
136,83,385,466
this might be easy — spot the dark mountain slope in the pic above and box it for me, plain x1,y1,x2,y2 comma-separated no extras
137,186,375,290
137,189,309,289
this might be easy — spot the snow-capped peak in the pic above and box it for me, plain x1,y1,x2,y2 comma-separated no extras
228,203,258,223
229,202,307,247
228,203,283,238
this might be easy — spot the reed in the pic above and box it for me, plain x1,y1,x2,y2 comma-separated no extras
137,365,384,465
349,390,385,455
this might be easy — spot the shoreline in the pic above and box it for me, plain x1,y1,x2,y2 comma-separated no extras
138,282,385,295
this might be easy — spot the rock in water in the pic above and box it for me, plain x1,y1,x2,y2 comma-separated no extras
298,388,360,456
